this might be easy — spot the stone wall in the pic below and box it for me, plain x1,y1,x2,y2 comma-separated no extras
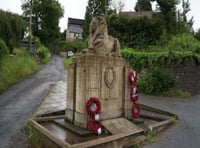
167,59,200,95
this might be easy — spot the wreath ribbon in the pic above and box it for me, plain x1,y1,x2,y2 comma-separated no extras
87,118,102,134
132,102,140,118
128,69,138,85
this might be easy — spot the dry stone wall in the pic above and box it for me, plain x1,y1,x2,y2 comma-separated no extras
167,60,200,95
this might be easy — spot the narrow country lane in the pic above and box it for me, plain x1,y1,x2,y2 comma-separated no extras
0,55,66,148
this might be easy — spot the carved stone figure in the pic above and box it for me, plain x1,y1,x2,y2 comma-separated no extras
83,16,121,56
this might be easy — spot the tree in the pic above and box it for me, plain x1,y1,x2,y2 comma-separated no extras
107,13,166,49
155,0,178,34
111,0,125,13
194,29,200,41
22,0,64,48
134,0,152,11
0,10,24,53
83,0,111,39
177,0,193,33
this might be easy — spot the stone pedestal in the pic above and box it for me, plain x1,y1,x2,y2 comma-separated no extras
66,54,132,128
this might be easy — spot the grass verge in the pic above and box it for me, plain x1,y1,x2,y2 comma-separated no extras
159,88,191,98
0,48,38,93
63,57,73,68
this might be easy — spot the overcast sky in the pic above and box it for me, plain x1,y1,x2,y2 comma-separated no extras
0,0,199,32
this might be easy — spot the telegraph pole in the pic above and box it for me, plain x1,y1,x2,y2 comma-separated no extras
105,0,107,16
28,0,33,51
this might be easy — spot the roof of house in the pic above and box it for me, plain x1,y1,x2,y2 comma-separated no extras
121,11,153,18
67,17,84,33
68,17,84,25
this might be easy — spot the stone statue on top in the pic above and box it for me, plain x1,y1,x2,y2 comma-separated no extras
82,16,121,57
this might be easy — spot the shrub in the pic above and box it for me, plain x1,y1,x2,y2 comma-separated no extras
137,67,173,95
34,37,42,48
0,39,8,59
36,45,51,64
122,46,200,73
63,57,73,68
59,40,87,53
166,33,200,52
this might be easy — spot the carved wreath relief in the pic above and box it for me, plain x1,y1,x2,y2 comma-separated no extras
104,67,116,89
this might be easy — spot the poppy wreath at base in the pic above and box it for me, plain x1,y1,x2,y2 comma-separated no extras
87,118,102,135
132,102,140,118
85,97,101,117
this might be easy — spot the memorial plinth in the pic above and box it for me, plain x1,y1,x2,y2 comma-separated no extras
66,54,132,128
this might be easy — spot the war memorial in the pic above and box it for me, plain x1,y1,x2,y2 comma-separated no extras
29,16,177,148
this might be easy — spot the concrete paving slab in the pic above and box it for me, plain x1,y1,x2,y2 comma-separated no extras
34,80,66,116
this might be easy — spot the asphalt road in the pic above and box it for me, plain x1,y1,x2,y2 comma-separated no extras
0,55,65,148
140,94,200,148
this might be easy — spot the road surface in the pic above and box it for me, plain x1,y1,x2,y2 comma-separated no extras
140,94,200,148
0,55,65,148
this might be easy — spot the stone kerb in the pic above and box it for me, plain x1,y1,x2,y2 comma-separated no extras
66,54,131,128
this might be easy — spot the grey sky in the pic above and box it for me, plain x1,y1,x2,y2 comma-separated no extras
0,0,199,31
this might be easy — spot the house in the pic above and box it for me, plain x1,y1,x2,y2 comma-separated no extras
21,37,36,53
66,17,84,41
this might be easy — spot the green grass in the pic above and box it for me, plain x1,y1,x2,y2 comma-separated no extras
146,133,156,143
172,117,178,124
63,57,73,68
0,48,38,93
24,125,41,148
159,88,191,98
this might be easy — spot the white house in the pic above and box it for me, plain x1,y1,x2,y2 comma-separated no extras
66,17,84,41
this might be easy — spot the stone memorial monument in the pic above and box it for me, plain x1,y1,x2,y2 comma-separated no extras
66,16,132,128
29,16,177,148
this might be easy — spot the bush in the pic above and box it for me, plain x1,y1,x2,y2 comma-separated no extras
59,40,87,53
137,67,173,95
106,13,166,49
0,39,9,59
63,57,73,68
166,33,200,52
36,45,51,64
122,46,200,72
